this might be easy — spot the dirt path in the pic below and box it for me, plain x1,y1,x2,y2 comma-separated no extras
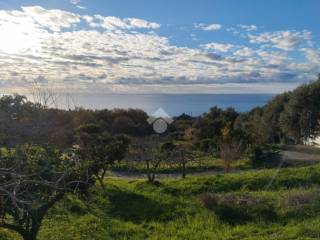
106,169,243,180
281,150,320,162
280,145,320,165
107,145,320,180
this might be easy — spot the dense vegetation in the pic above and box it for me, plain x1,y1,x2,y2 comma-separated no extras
1,75,319,153
0,75,320,239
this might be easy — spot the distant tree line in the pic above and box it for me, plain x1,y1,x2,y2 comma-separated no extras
2,74,318,153
0,95,152,148
179,75,320,150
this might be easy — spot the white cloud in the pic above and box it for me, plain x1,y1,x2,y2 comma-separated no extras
125,18,160,29
234,47,254,57
195,23,222,31
0,6,81,32
0,6,318,94
77,5,87,10
84,15,160,30
257,50,289,65
237,24,257,31
301,48,320,63
70,0,81,5
201,43,235,52
82,15,93,23
249,30,311,51
70,0,86,10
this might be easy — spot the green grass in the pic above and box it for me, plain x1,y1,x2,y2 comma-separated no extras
2,165,320,239
110,155,250,174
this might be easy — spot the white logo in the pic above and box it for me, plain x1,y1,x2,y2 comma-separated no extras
147,108,173,134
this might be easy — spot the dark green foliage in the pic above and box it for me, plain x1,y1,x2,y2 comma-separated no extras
249,146,265,167
198,138,219,153
0,95,151,151
76,123,130,189
0,145,92,240
279,80,320,143
192,75,320,150
0,95,75,148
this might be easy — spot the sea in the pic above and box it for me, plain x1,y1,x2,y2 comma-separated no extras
54,93,274,117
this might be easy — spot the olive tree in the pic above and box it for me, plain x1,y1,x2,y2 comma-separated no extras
76,124,130,190
0,145,91,240
127,136,172,183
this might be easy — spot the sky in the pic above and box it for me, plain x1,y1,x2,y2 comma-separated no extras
0,0,319,94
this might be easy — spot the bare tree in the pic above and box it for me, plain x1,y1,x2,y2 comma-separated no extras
30,78,60,109
30,78,79,110
169,144,192,179
220,141,242,171
127,136,171,183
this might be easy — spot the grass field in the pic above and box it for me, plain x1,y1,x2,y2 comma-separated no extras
110,155,250,174
2,164,320,240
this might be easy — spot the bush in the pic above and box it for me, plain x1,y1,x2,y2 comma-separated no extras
198,138,219,154
249,146,265,167
271,144,280,152
282,189,320,218
198,193,278,224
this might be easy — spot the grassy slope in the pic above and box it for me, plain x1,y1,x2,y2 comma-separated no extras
110,156,250,174
2,165,320,240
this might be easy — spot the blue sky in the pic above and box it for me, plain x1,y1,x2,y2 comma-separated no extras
0,0,319,93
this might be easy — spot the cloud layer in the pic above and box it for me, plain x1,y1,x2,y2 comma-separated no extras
0,6,319,93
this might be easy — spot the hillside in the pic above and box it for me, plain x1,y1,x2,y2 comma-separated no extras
2,165,320,240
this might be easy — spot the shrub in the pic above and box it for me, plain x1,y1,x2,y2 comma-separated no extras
249,146,265,167
282,189,320,218
198,193,278,224
271,144,280,152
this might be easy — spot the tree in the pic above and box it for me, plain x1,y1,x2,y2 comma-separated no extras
248,107,270,146
220,141,242,171
279,82,320,144
76,124,130,190
0,145,91,240
0,95,75,149
220,126,243,171
261,93,290,144
0,95,38,147
112,116,136,134
127,137,171,183
170,143,196,179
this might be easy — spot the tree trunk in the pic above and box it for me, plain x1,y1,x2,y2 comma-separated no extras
147,173,153,183
151,172,156,183
146,160,152,182
22,232,37,240
22,226,39,240
182,161,186,179
97,177,106,191
147,171,155,183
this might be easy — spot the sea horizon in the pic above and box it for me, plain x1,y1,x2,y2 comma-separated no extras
35,93,275,116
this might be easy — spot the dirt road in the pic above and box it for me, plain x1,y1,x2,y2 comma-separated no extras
107,145,320,180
